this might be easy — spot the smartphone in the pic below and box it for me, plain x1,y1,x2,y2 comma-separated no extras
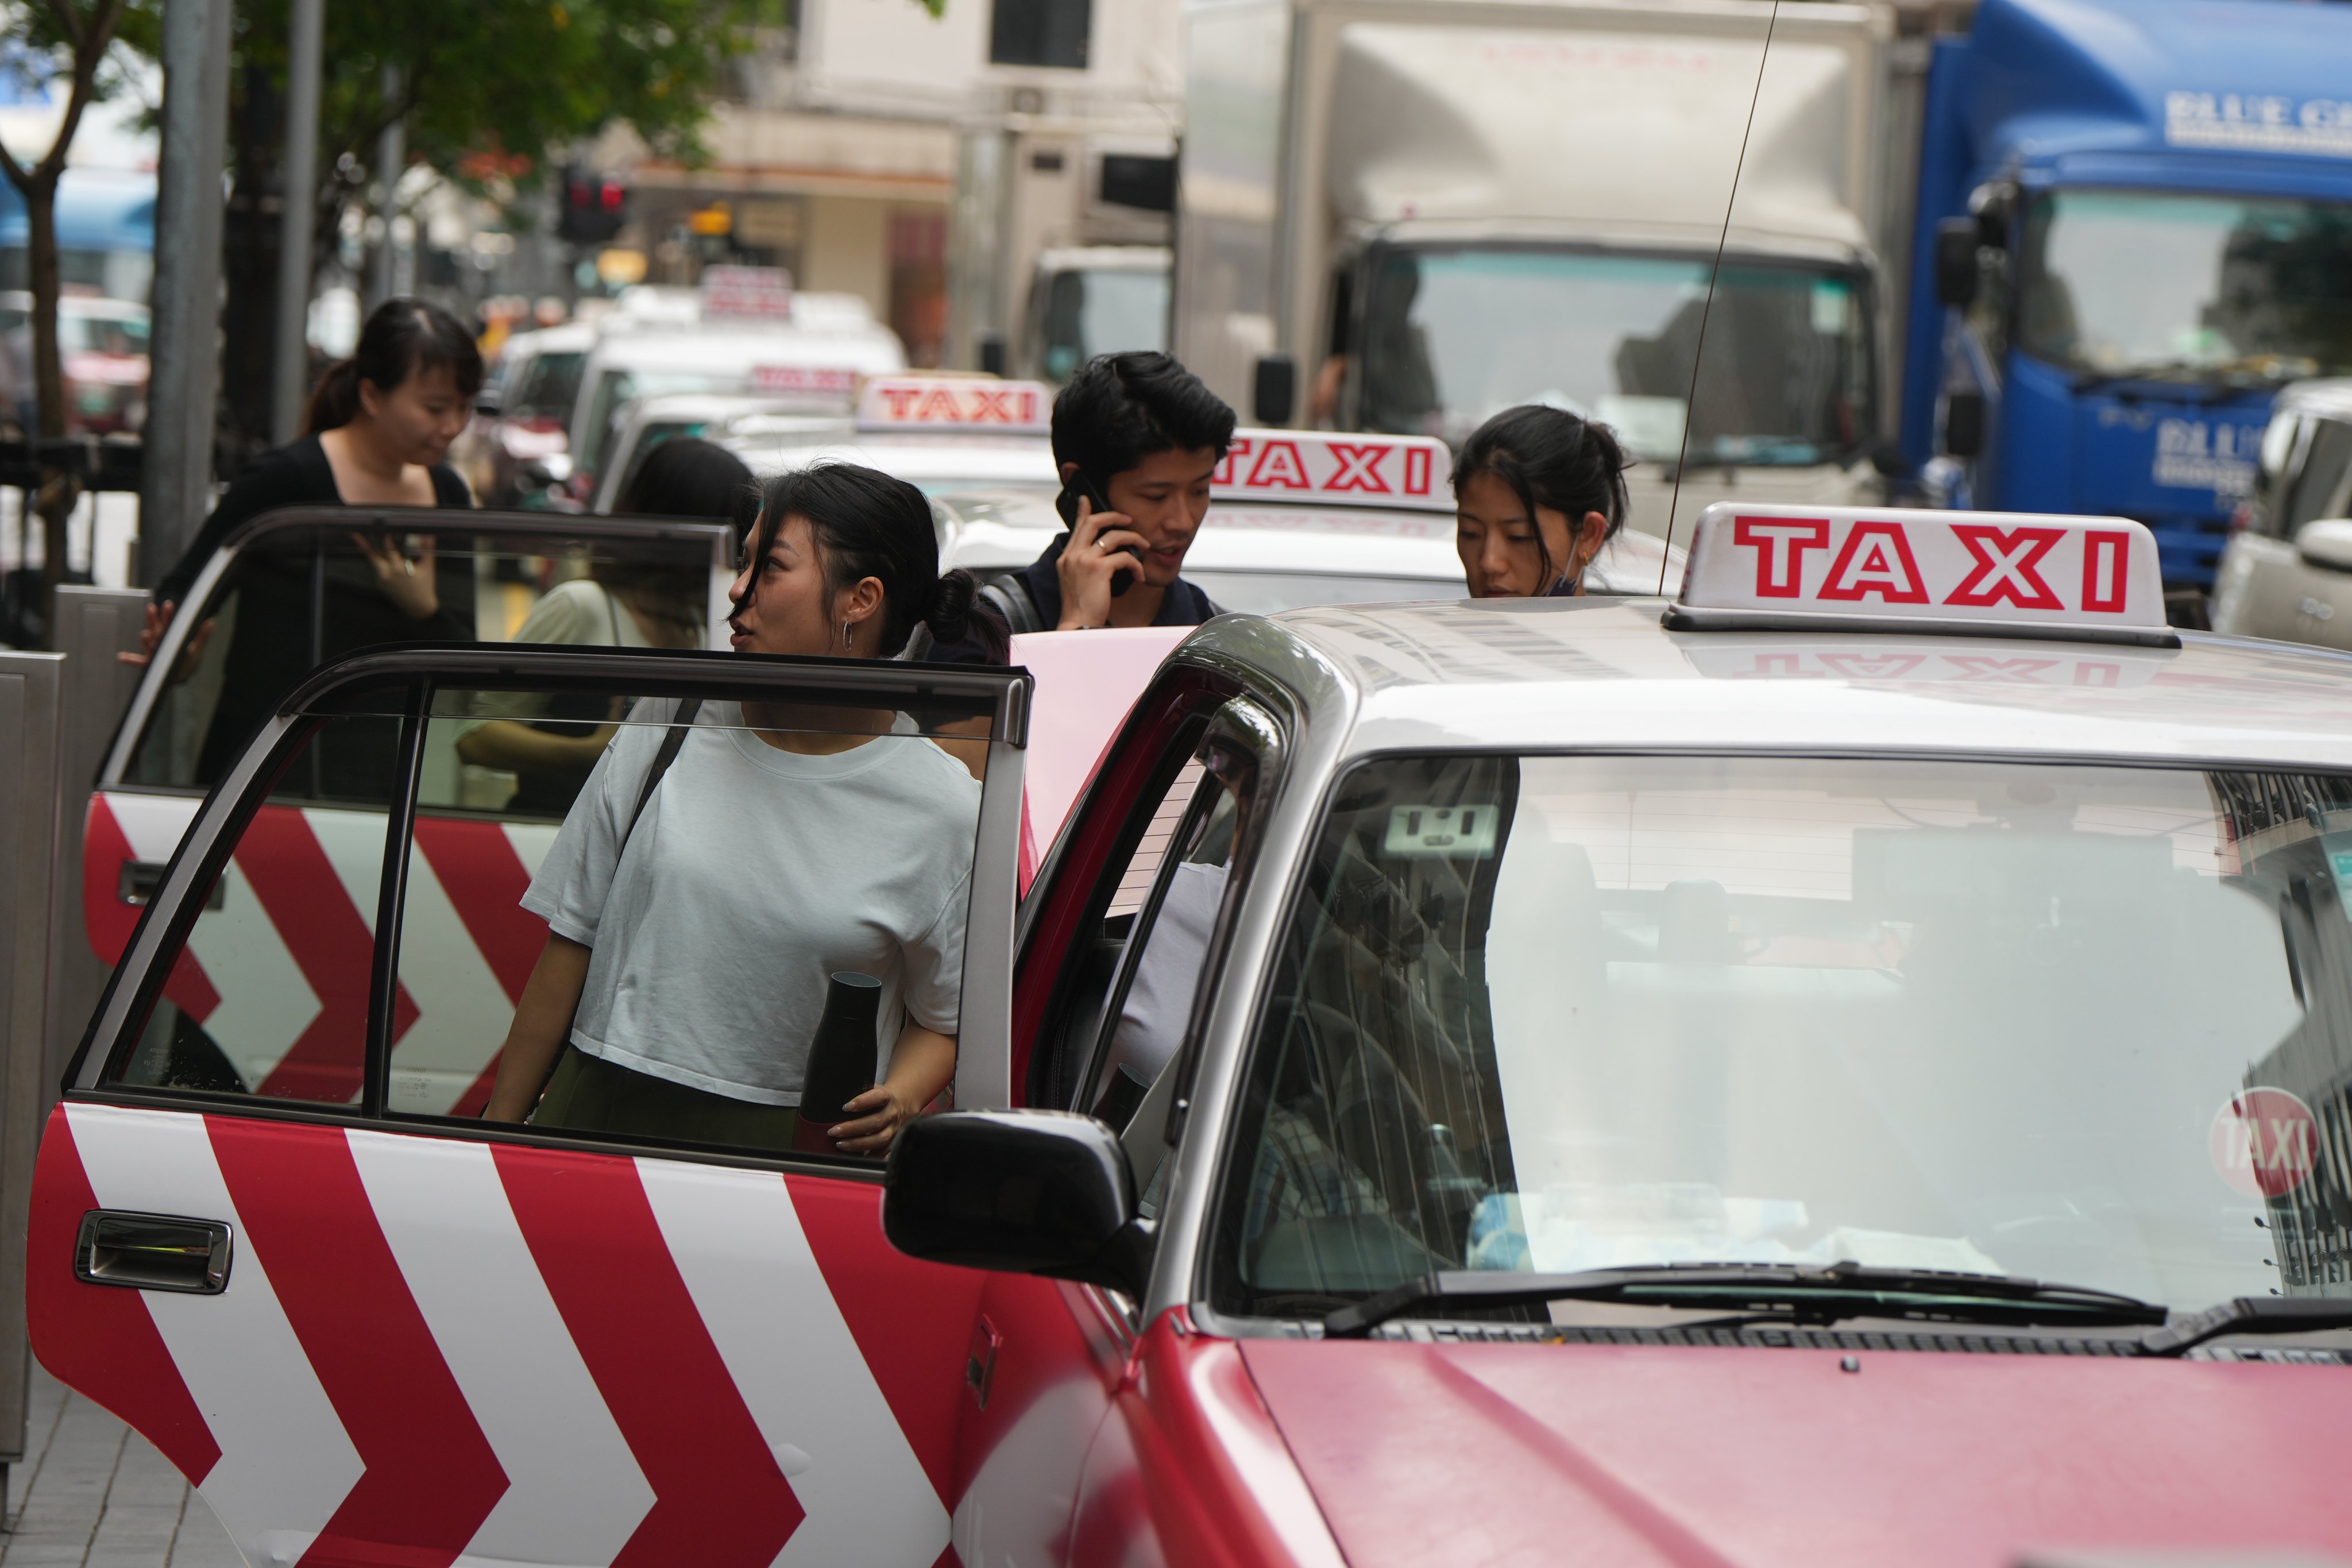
1057,470,1142,597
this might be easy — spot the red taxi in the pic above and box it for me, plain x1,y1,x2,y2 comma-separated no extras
32,502,2352,1567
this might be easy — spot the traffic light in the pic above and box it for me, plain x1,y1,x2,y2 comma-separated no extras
559,170,628,245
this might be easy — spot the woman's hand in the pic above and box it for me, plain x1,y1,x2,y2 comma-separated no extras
352,532,440,619
1053,496,1147,632
827,1022,956,1153
829,1081,923,1154
120,599,221,680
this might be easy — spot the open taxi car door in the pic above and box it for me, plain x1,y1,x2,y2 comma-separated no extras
32,643,1028,1568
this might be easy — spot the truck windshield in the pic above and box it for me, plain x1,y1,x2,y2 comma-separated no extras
2018,190,2352,387
1354,248,1873,466
1036,267,1169,384
1215,752,2350,1325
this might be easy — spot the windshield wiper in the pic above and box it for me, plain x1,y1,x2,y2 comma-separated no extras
1321,1261,2165,1339
2139,1296,2352,1357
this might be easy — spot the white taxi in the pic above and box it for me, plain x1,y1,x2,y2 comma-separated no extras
37,504,2352,1568
722,374,1063,496
935,426,1682,612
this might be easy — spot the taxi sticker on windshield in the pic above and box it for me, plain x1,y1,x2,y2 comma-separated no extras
2209,1087,2318,1199
1382,804,1499,859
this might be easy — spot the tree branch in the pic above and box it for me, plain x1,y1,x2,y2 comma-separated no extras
41,0,84,55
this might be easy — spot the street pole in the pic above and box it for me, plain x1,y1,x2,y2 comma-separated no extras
136,0,231,590
369,66,404,308
270,0,325,445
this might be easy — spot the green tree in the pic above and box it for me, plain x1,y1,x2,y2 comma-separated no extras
214,0,779,460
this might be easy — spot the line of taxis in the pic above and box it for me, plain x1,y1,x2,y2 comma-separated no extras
32,376,2352,1566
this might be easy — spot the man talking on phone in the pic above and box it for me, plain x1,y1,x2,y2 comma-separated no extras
940,352,1237,649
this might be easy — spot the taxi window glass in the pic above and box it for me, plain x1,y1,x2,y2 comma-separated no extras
110,713,399,1105
125,530,721,794
387,690,988,1148
1217,754,2346,1322
2284,418,2352,534
1079,778,1241,1206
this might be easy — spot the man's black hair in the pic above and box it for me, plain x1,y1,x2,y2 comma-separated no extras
1051,352,1237,484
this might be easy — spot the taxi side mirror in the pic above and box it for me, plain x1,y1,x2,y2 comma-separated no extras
883,1110,1152,1296
2296,517,2352,573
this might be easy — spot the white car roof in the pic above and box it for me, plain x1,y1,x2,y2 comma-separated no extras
1216,596,2352,771
726,434,1061,493
581,328,903,377
929,486,1681,592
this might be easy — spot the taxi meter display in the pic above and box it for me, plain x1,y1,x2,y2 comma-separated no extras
1670,503,2175,644
1211,430,1455,512
855,375,1052,434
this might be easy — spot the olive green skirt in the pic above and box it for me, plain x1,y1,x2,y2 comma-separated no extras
532,1047,801,1153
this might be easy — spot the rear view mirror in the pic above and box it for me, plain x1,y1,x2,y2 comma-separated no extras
2296,519,2352,573
1943,388,1987,460
475,387,505,418
1934,217,1980,309
883,1110,1153,1295
1253,354,1296,427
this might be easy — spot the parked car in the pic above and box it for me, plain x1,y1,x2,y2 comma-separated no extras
2214,379,2352,650
0,290,150,434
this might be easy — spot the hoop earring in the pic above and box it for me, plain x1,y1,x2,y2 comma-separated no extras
840,618,852,652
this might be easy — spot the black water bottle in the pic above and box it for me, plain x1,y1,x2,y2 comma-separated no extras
792,971,883,1154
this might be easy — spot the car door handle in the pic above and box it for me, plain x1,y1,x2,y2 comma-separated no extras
118,860,225,911
75,1210,233,1295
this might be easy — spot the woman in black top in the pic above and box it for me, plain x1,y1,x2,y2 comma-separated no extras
135,299,482,787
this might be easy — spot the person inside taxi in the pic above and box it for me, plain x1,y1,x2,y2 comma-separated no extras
1453,404,1632,598
455,438,755,811
134,296,483,663
929,350,1237,652
481,462,1004,1154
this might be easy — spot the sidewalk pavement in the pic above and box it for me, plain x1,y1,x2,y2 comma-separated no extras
0,1365,238,1567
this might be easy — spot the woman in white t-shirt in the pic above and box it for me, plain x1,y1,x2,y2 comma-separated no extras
481,462,1010,1153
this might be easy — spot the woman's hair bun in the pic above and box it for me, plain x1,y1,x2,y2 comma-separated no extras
924,567,1009,662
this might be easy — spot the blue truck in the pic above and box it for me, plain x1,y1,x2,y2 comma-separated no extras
1901,0,2352,609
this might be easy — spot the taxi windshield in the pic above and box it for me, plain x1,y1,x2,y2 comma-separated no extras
1354,246,1874,465
2018,190,2352,386
1215,752,2350,1323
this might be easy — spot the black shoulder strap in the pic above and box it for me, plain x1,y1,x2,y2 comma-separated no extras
623,697,702,848
982,575,1045,637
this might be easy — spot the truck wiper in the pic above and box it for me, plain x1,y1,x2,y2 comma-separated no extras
2139,1296,2352,1357
1321,1261,2165,1339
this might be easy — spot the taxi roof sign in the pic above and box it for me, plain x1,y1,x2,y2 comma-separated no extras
1212,430,1454,513
1666,504,2179,648
855,376,1052,434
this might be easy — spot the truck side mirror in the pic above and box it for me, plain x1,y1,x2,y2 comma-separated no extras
474,387,504,419
1253,354,1296,426
978,335,1007,377
883,1110,1153,1296
1944,388,1987,460
1934,217,1980,309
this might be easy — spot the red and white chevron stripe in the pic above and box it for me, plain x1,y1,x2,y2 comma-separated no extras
31,1102,976,1568
86,794,563,1115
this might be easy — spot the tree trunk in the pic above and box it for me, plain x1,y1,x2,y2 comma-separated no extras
24,174,79,645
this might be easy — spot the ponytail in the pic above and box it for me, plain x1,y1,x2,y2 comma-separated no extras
303,358,364,435
302,296,484,436
921,568,1009,663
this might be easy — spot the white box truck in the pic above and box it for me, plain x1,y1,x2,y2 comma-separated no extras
1176,0,1911,541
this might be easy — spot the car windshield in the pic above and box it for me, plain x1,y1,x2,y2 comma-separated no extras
579,368,741,479
2018,190,2352,386
1355,247,1873,466
511,348,586,422
1036,267,1169,383
1216,752,2351,1323
60,311,147,356
1185,570,1460,612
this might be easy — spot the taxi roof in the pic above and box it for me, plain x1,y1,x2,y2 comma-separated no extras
1188,595,2352,773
